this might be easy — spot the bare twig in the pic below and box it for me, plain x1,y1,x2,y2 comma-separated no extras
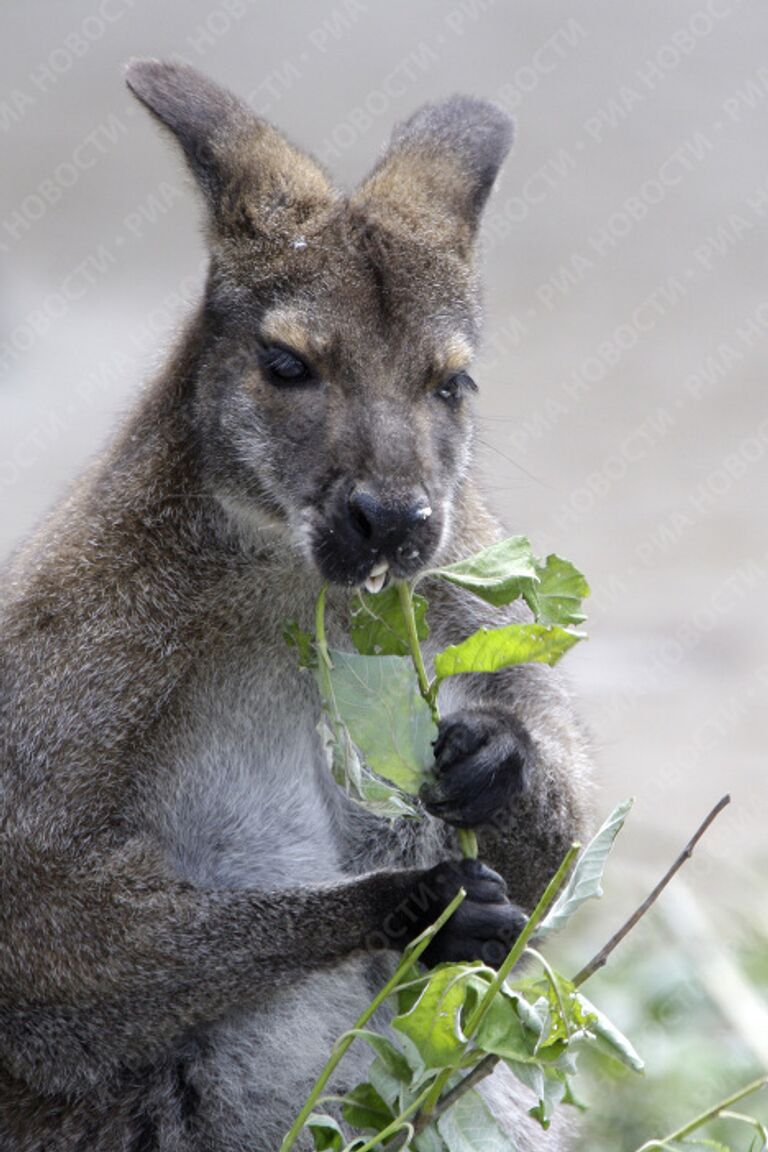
574,794,731,987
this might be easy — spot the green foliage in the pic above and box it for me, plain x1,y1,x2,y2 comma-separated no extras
433,622,582,680
528,553,591,628
539,798,635,940
283,619,317,669
326,649,436,795
429,536,538,606
308,536,588,821
350,584,429,656
282,538,763,1152
307,1114,345,1151
428,538,590,630
436,1090,513,1150
294,821,638,1152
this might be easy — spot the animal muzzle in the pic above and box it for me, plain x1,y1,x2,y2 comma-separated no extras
310,482,442,591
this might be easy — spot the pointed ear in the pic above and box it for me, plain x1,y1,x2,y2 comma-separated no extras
352,96,513,249
125,59,334,237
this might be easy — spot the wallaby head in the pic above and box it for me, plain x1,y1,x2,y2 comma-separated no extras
126,61,512,591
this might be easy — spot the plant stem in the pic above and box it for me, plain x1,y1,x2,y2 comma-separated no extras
632,1074,768,1151
463,842,580,1040
416,841,581,1122
314,583,335,715
395,578,479,861
346,1083,436,1152
573,794,731,987
279,888,466,1152
457,827,479,860
395,579,438,723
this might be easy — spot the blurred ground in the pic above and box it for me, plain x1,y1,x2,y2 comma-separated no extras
1,0,766,1139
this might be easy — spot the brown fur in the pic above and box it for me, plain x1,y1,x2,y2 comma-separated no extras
0,61,589,1150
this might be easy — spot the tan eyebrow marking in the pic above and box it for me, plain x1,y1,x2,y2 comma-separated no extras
438,335,474,375
259,310,326,359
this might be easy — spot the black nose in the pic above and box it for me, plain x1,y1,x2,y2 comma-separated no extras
348,487,432,557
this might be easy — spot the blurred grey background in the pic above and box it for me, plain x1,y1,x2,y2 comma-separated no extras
1,0,766,1055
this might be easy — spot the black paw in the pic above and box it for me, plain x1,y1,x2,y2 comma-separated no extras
420,709,533,830
421,859,527,968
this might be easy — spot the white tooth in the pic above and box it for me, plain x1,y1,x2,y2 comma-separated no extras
364,570,388,594
415,506,432,520
369,560,389,577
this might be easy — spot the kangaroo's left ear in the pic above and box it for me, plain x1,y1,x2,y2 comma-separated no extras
125,59,334,239
353,96,513,250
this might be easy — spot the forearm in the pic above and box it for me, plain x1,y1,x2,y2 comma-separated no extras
0,840,428,1091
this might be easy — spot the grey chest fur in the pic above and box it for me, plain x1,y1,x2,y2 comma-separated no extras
140,599,387,1149
148,613,347,892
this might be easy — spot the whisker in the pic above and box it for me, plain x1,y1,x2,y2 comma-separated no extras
474,436,552,489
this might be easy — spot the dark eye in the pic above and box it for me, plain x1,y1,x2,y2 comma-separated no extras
435,372,476,407
261,345,314,385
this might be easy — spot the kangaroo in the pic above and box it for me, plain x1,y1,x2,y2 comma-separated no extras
0,61,590,1151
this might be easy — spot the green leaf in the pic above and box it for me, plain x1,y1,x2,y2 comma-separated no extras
283,619,317,669
501,987,548,1037
504,1059,544,1100
306,1112,345,1151
345,1030,413,1083
535,975,586,1050
316,719,419,820
350,585,429,657
434,623,583,681
538,798,634,939
526,554,590,628
430,536,538,607
561,1077,589,1113
527,1071,567,1129
413,1125,446,1152
575,991,644,1073
327,650,436,794
437,1088,518,1151
473,993,539,1063
392,967,478,1071
366,1056,405,1113
341,1082,394,1132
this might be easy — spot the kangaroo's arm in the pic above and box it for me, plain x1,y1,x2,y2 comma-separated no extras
0,836,433,1095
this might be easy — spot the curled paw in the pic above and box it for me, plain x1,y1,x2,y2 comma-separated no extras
420,708,533,829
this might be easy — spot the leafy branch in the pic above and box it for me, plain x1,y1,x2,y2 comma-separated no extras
281,538,759,1152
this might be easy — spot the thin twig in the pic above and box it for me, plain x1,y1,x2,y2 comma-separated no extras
574,794,731,987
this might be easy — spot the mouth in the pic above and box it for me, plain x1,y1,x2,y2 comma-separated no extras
363,559,390,595
307,489,443,592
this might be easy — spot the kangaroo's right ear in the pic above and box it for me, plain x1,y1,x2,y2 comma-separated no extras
125,59,334,238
